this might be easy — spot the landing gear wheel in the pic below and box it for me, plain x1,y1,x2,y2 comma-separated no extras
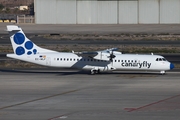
91,70,96,75
160,71,166,75
96,69,100,74
90,69,100,75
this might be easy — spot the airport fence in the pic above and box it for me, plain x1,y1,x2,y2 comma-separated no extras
17,15,35,24
0,15,35,24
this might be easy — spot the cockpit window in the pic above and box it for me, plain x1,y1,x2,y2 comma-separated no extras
162,58,167,61
156,58,167,61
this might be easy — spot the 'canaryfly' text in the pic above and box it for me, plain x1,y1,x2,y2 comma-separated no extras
121,61,151,68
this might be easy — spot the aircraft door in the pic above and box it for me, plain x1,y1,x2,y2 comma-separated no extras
46,57,51,66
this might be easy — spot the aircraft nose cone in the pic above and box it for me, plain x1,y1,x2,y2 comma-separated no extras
170,63,174,70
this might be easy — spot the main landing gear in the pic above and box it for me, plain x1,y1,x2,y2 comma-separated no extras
90,69,100,75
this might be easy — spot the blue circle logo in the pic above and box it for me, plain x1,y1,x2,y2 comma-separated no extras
25,41,33,50
27,51,32,55
14,33,25,45
13,32,38,56
16,46,25,55
33,49,37,54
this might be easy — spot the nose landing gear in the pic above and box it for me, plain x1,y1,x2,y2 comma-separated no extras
160,70,166,75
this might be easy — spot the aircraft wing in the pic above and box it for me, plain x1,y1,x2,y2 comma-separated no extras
73,51,98,58
101,48,118,53
73,48,119,61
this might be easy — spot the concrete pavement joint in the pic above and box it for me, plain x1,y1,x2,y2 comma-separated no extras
0,89,80,110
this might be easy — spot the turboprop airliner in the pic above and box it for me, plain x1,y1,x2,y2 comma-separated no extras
6,25,174,74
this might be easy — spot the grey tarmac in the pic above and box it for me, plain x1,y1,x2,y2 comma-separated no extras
0,69,180,120
0,23,180,120
1,23,180,34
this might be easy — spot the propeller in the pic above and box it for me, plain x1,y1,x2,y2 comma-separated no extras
107,50,116,70
107,48,117,62
109,51,116,62
108,48,118,69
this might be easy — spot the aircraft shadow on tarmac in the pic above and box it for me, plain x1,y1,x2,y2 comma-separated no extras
0,68,161,76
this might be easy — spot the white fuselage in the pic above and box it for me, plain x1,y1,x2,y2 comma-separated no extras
6,25,174,74
7,52,172,72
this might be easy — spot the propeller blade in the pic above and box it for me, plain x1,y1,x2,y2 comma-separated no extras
109,51,116,62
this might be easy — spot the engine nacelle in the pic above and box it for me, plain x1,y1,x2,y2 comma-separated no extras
93,51,122,61
93,52,110,61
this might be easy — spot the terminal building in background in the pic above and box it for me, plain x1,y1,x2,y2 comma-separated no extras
34,0,180,24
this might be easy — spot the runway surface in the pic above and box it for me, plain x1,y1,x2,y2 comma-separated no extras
0,69,180,120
